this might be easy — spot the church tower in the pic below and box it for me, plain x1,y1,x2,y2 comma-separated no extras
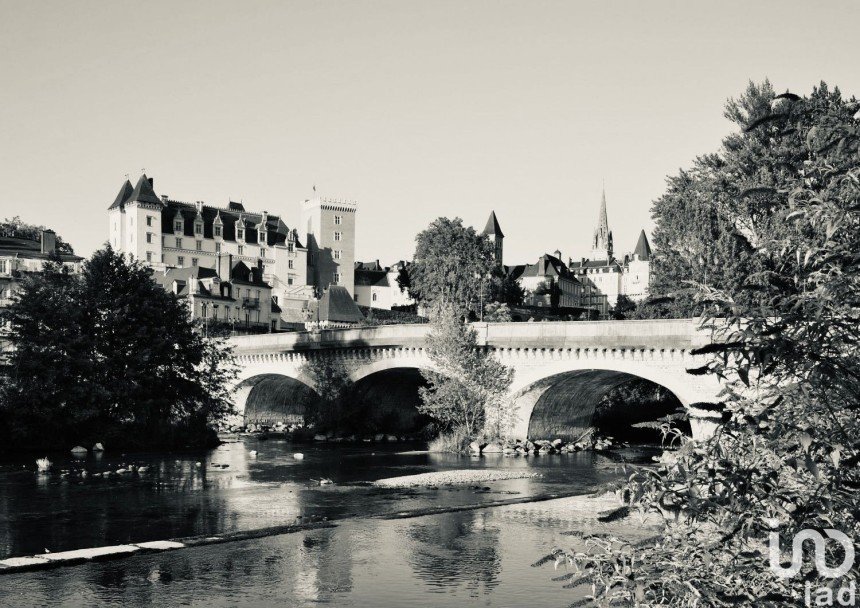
590,188,613,261
482,211,504,267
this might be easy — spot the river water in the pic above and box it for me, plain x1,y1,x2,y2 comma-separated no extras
0,438,658,607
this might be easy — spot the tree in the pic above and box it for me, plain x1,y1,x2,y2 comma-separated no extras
300,356,353,431
406,217,496,313
609,294,637,319
0,246,237,450
549,83,860,605
418,306,514,444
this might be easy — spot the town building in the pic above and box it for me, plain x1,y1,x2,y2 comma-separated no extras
353,260,414,310
108,175,357,328
569,189,652,314
154,256,281,333
306,285,365,329
0,229,83,309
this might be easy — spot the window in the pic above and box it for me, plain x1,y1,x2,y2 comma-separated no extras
287,242,294,252
146,216,153,227
354,294,358,302
238,245,244,255
0,260,6,274
177,256,185,267
214,226,222,237
176,238,182,248
288,259,294,269
287,276,294,285
192,258,198,267
334,231,341,241
146,233,153,244
333,250,341,260
161,254,165,262
174,221,182,232
196,240,203,251
194,222,203,235
146,252,152,263
334,215,342,225
237,228,245,240
215,242,221,253
372,292,377,302
333,272,340,284
260,248,267,257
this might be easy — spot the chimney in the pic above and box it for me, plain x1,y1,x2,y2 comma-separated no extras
221,253,234,283
554,249,561,260
40,230,56,254
148,177,154,187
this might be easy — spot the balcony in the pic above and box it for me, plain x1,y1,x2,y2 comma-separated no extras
242,298,260,310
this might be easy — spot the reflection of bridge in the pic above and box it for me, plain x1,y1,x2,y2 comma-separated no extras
229,319,725,440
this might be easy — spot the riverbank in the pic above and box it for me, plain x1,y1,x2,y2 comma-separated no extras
374,468,541,487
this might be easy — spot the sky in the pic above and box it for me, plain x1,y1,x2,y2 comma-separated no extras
1,0,858,265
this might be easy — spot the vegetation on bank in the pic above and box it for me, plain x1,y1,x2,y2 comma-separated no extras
552,82,860,605
0,246,237,453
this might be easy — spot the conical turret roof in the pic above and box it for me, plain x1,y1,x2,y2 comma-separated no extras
108,179,134,210
483,211,504,238
128,174,162,206
633,229,651,261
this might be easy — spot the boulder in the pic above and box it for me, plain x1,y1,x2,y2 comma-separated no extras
468,441,482,454
373,433,385,442
481,441,504,454
385,435,398,442
92,443,105,452
551,438,563,448
70,446,88,457
313,434,327,441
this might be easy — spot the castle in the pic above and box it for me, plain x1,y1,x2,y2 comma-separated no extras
108,175,358,329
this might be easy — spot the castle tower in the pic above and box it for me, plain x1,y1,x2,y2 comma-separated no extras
108,174,164,266
590,188,613,261
300,195,357,296
482,211,504,267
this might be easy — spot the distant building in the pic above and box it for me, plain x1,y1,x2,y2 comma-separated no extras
483,211,504,267
107,175,358,328
154,256,280,333
307,285,365,329
0,229,83,309
505,253,584,309
353,260,414,310
569,190,652,314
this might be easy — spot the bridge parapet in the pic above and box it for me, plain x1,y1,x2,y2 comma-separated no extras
229,318,714,354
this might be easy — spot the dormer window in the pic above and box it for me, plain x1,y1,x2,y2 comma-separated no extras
174,220,182,232
287,242,294,253
214,226,222,238
194,221,203,236
237,227,245,241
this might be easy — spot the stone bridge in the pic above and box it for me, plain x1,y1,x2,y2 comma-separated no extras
228,319,725,440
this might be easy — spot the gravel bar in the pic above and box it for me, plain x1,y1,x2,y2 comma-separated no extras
373,469,541,488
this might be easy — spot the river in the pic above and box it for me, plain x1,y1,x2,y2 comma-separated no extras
0,437,658,607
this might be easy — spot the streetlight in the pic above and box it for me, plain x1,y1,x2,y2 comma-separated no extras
473,271,492,322
201,301,209,337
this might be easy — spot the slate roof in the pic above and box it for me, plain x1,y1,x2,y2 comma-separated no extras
632,230,652,261
568,258,623,271
483,211,504,238
0,236,82,262
505,253,578,282
128,174,162,206
317,285,365,324
108,180,134,210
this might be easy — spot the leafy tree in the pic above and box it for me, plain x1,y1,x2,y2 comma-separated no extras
0,246,236,450
609,294,637,319
418,306,514,444
489,272,525,307
406,217,496,313
300,356,353,431
549,84,860,605
483,301,513,322
1,216,75,254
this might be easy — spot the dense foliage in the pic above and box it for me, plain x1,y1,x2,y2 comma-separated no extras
418,306,514,448
552,83,860,606
404,217,523,314
0,247,237,451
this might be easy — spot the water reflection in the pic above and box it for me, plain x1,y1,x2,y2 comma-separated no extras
0,438,653,560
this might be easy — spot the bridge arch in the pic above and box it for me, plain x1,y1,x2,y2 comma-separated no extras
233,373,319,424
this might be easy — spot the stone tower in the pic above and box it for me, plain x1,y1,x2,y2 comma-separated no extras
482,211,504,267
590,188,613,261
300,195,357,297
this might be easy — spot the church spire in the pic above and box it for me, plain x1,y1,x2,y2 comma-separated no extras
591,186,613,261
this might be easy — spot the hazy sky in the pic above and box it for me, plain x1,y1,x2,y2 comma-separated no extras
1,1,858,265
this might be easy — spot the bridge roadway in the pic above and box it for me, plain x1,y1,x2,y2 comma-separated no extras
228,319,724,440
